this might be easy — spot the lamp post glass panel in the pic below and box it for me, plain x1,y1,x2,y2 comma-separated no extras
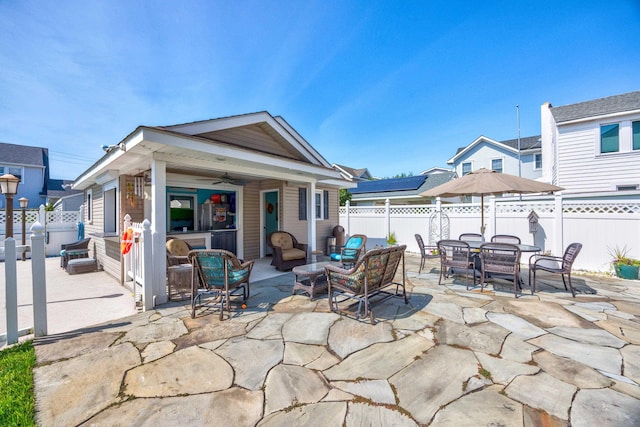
19,197,28,260
0,174,20,238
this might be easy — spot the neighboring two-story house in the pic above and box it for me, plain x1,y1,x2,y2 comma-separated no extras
541,91,640,196
0,142,49,209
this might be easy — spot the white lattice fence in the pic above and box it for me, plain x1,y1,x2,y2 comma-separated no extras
340,196,640,272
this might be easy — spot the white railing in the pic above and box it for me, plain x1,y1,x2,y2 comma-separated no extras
340,194,640,273
123,215,153,311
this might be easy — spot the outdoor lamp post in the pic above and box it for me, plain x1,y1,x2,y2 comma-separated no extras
0,173,20,238
19,197,29,261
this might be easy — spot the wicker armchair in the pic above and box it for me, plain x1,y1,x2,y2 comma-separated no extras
479,242,522,297
436,239,477,289
267,231,308,271
60,238,91,269
188,249,254,319
415,233,438,274
529,243,582,297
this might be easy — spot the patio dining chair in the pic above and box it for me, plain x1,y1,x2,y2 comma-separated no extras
491,234,521,244
415,233,438,274
436,239,476,289
459,233,484,243
188,249,254,319
529,242,582,297
479,242,522,298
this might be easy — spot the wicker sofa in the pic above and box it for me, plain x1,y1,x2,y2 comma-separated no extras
267,231,308,271
325,244,407,324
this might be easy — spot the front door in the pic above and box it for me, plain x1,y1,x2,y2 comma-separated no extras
263,190,279,256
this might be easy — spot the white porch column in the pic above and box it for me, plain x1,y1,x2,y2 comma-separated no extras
307,181,316,254
151,159,168,305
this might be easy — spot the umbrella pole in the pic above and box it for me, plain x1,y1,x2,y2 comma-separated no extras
480,196,485,236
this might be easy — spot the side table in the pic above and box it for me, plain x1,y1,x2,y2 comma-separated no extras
292,261,338,300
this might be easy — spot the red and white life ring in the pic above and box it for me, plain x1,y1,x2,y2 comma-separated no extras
121,228,134,254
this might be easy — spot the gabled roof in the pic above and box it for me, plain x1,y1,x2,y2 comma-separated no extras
449,135,540,164
420,166,452,175
350,172,456,199
332,164,372,181
550,91,640,123
0,142,48,167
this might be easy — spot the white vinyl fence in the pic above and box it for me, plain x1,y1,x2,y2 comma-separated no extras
340,194,640,273
0,205,82,258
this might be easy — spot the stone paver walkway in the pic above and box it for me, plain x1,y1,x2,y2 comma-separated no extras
33,256,640,426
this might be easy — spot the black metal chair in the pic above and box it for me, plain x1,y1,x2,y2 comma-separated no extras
437,240,476,289
479,242,522,298
459,233,484,243
491,234,521,244
415,233,438,274
529,243,582,297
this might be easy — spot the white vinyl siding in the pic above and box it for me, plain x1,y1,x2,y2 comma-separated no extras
557,120,640,192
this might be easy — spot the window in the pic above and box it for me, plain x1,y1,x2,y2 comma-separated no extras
0,166,23,181
315,191,322,219
617,185,638,191
104,188,117,233
534,153,542,169
462,162,472,176
86,190,92,222
633,121,640,150
169,194,196,231
600,123,619,153
491,159,503,173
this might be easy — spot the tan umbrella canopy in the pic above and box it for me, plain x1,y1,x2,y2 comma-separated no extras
420,168,564,235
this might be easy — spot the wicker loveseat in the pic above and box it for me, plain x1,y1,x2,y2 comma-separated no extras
325,244,407,324
267,231,308,271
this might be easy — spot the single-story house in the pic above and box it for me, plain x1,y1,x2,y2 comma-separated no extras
349,169,456,205
72,112,355,304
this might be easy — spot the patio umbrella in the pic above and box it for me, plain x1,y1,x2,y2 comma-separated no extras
419,168,563,235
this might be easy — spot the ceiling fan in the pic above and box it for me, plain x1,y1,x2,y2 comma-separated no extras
207,172,249,186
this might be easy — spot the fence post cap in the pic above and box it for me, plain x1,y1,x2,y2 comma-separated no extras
30,221,44,234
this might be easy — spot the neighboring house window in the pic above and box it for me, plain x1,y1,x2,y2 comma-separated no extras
0,166,23,181
600,123,619,153
534,153,542,169
633,121,640,150
463,195,472,203
491,159,503,173
617,185,638,191
299,188,307,220
462,162,472,176
86,190,92,223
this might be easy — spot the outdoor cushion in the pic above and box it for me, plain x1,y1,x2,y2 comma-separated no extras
166,239,190,256
281,247,306,261
271,233,293,250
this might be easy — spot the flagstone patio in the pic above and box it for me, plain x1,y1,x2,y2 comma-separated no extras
32,255,640,426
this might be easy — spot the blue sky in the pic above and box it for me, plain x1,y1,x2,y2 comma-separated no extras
1,1,639,180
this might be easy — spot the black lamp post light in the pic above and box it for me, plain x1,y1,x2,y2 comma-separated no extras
0,173,20,239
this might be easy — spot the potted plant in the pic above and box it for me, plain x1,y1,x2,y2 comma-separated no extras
608,245,640,280
386,232,398,246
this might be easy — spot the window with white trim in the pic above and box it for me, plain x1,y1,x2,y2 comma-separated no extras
491,158,503,173
462,162,472,176
600,123,619,153
86,190,92,223
534,153,542,169
0,166,23,181
633,121,640,151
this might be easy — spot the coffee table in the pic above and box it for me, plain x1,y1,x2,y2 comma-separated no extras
292,261,339,300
